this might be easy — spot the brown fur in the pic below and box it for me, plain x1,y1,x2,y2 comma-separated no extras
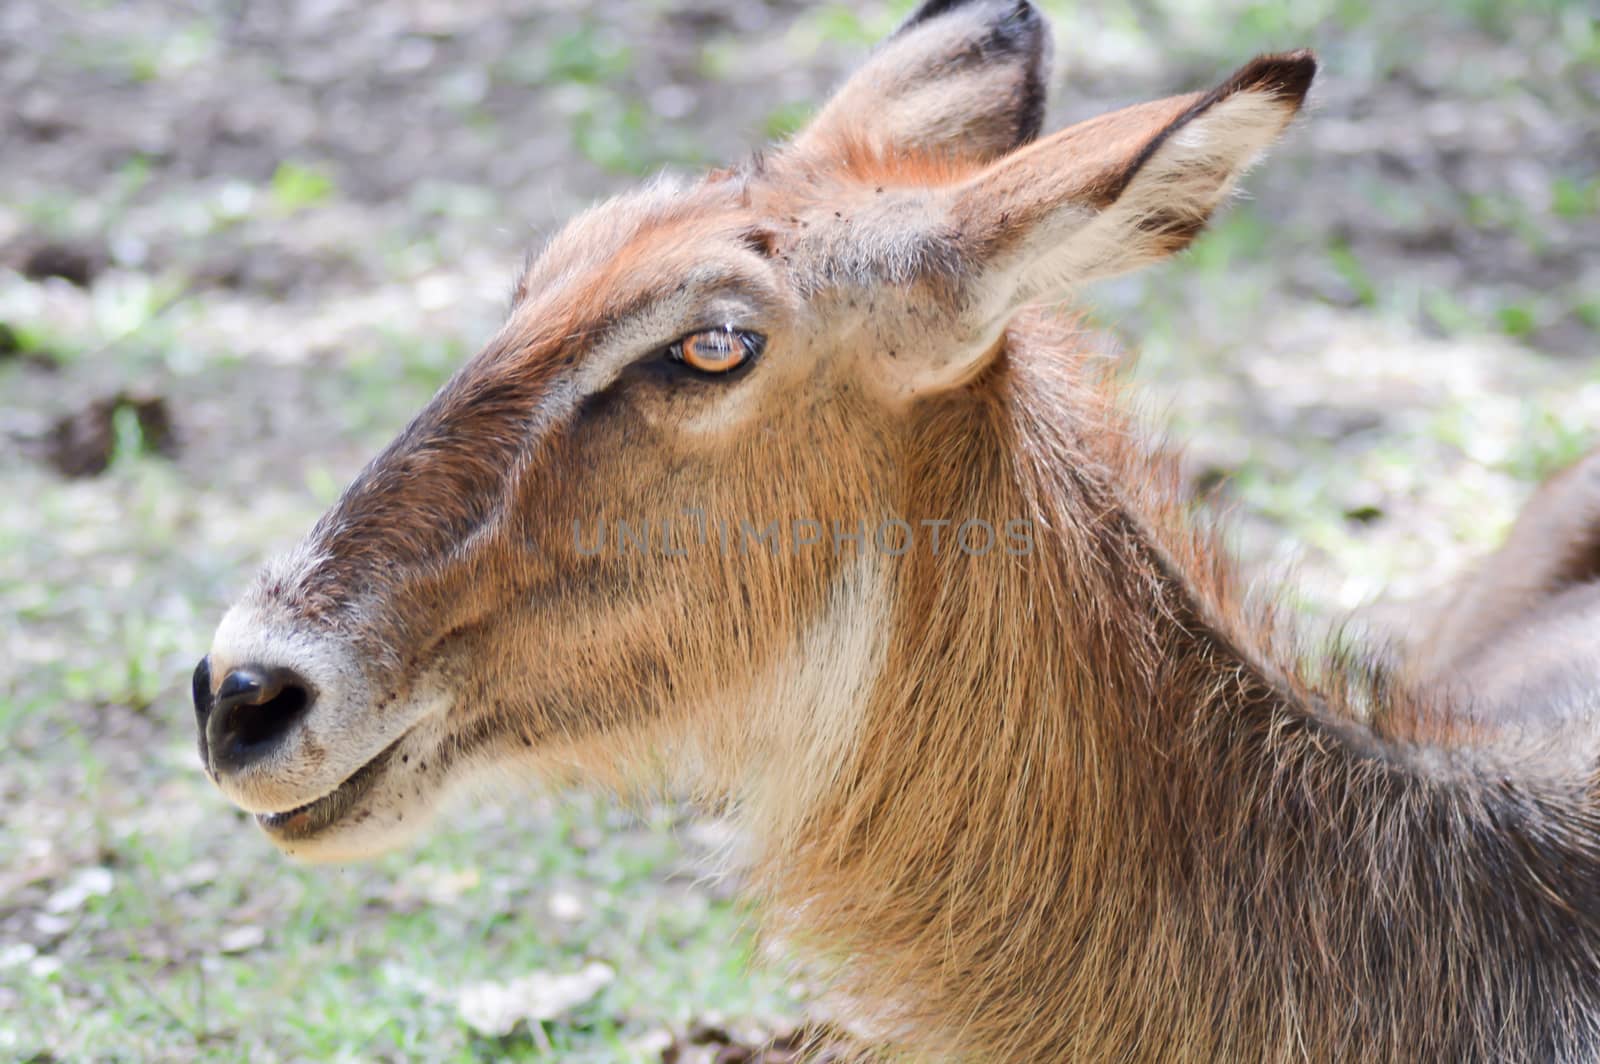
752,322,1600,1060
201,3,1600,1059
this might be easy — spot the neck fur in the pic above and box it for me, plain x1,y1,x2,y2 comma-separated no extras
748,312,1600,1062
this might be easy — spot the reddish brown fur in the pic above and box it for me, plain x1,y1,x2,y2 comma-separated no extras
202,5,1600,1059
750,318,1600,1059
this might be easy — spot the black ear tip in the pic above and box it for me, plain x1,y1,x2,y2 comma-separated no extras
1228,49,1318,108
895,0,1050,151
901,0,1041,35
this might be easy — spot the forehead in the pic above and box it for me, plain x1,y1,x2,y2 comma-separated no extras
480,171,806,409
510,148,969,325
514,175,752,310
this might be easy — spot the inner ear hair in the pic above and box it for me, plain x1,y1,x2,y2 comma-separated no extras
951,49,1316,308
1100,51,1318,209
789,0,1053,168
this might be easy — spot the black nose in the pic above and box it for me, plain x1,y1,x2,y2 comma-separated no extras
193,655,214,770
192,657,315,776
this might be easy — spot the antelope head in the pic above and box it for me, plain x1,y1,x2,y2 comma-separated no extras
194,0,1313,860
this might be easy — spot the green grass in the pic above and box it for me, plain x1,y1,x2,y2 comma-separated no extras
3,0,1598,1058
4,698,801,1062
269,162,338,214
545,25,635,86
0,289,803,1060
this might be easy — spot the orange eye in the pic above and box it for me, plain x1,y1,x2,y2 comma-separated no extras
673,327,763,375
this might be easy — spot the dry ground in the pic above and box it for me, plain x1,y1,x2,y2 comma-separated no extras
1,0,1596,1059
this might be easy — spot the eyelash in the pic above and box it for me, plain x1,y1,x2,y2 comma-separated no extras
664,326,767,375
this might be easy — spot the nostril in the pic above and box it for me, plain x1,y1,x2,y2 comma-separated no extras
192,655,213,725
221,672,310,744
193,655,214,771
206,664,316,774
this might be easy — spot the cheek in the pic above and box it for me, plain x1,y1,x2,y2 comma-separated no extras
448,591,725,749
476,512,826,744
670,371,780,437
485,372,876,725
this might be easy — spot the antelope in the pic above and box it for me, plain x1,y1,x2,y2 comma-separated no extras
192,1,1600,1058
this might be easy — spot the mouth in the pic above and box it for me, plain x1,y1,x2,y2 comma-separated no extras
254,734,406,841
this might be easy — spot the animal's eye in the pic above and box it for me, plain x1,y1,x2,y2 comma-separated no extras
668,326,765,375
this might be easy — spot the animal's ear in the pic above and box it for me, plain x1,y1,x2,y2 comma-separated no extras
945,51,1316,348
790,0,1051,166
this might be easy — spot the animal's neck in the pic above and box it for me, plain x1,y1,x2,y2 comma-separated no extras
754,321,1600,1062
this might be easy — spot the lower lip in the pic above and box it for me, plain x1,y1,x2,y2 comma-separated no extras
254,735,406,841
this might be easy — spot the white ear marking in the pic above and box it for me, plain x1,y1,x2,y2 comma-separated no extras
958,53,1314,331
791,0,1052,166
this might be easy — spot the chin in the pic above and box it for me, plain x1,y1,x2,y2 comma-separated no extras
251,746,441,862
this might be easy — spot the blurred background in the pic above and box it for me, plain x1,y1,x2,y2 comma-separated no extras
0,0,1595,1059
